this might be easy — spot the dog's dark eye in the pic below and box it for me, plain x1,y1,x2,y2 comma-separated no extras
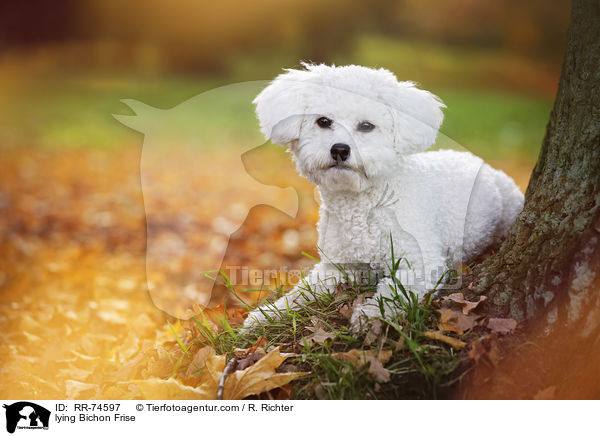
357,121,375,132
316,117,333,128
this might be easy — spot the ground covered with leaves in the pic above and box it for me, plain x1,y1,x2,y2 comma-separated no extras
0,146,527,400
145,274,521,400
0,145,309,398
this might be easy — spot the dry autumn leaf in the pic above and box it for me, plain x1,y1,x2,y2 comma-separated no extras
438,321,461,334
184,345,212,378
443,293,487,315
305,326,336,345
196,353,227,393
486,317,518,334
194,304,247,328
437,307,481,334
123,348,306,400
223,348,307,400
127,351,226,397
0,145,320,399
303,317,336,345
423,331,467,350
332,349,393,382
124,378,217,400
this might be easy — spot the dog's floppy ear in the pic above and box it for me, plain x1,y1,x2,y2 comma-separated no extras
253,71,307,146
386,82,445,154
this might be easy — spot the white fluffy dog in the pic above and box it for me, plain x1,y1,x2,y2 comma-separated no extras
243,63,523,331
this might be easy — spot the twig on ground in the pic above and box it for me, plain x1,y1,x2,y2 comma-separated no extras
217,356,238,400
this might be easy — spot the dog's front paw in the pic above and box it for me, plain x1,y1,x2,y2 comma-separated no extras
241,292,301,330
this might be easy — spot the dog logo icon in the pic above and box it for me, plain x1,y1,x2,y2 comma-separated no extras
3,402,50,433
114,81,298,318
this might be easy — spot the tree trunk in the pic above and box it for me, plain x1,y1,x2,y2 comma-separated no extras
457,0,600,399
465,0,600,334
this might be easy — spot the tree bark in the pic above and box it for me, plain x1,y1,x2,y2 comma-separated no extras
465,0,600,333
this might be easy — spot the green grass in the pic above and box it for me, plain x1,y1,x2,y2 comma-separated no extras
0,73,265,150
178,247,466,400
1,36,552,163
439,89,550,161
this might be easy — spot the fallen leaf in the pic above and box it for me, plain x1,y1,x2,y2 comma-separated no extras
332,349,393,382
304,326,336,345
533,386,556,400
196,353,226,395
438,322,461,334
437,307,481,334
180,376,201,387
143,347,176,379
224,308,248,327
486,317,518,334
184,346,212,377
443,293,487,315
333,348,393,364
423,331,467,350
304,318,336,345
124,378,216,399
124,351,226,399
224,348,307,400
115,341,156,380
363,358,390,383
193,304,247,328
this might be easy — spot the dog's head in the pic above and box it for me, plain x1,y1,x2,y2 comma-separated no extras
254,63,445,192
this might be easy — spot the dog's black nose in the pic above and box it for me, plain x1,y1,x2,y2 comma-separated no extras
330,143,350,162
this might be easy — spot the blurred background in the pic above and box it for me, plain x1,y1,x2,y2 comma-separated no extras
0,0,572,398
0,0,569,162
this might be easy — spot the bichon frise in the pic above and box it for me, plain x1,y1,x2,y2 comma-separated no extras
243,63,524,331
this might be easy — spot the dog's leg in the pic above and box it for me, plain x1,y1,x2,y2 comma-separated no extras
242,262,343,328
349,272,427,333
349,254,447,333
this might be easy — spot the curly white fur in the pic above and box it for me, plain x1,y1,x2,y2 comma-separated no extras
244,63,524,331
